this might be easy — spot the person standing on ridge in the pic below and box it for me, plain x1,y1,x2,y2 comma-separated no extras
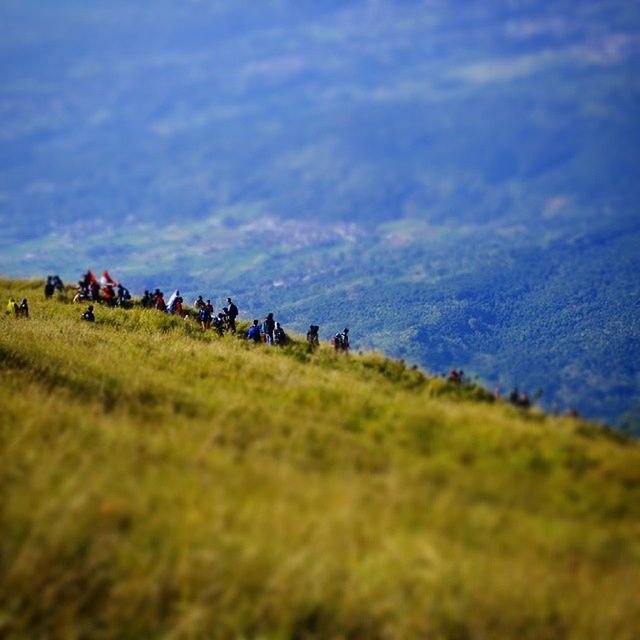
341,328,350,353
90,280,101,302
226,297,238,334
44,277,54,298
117,284,131,307
274,322,287,346
198,305,211,331
156,293,167,312
263,313,275,345
193,295,205,310
306,325,320,348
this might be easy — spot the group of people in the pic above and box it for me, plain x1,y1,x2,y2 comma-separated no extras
44,275,64,298
8,273,555,415
6,297,29,318
194,296,238,334
246,313,288,346
331,328,350,352
73,275,334,352
508,387,536,410
9,269,351,357
73,270,131,308
141,289,178,313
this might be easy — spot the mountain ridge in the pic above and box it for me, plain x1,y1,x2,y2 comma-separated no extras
1,277,639,639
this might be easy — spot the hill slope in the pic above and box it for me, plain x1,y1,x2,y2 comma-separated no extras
1,279,639,640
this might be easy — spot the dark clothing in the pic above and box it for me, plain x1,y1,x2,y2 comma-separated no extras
306,325,319,347
117,286,131,304
82,309,95,322
263,316,275,344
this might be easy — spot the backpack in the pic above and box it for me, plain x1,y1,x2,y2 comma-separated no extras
331,333,343,349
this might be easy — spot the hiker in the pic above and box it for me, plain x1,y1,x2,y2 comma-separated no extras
306,325,320,348
167,290,182,314
44,276,55,298
246,319,261,342
90,281,101,302
73,282,90,303
519,393,531,409
81,270,96,289
340,328,350,352
117,284,131,307
226,297,238,333
103,284,116,307
82,305,95,322
18,298,29,319
156,294,167,312
6,297,19,317
274,322,287,346
141,290,153,308
193,295,205,310
198,305,211,331
509,388,519,405
332,332,343,351
52,275,64,292
167,290,183,315
205,299,214,316
263,313,275,345
449,369,460,384
213,312,225,335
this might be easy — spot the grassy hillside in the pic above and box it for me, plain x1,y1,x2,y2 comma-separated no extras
1,278,639,640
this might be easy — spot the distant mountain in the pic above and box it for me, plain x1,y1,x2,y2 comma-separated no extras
1,0,639,424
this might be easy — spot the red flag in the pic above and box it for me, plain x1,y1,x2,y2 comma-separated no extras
101,270,119,286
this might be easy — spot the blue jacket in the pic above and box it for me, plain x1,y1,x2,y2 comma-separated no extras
246,325,261,341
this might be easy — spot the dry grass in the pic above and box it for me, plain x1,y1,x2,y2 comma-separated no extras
1,278,639,639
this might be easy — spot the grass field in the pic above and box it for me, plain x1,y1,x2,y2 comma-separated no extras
1,278,639,639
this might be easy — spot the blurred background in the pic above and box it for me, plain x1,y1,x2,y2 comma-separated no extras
1,0,639,426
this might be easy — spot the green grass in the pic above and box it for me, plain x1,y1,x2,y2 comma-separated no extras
1,278,639,640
